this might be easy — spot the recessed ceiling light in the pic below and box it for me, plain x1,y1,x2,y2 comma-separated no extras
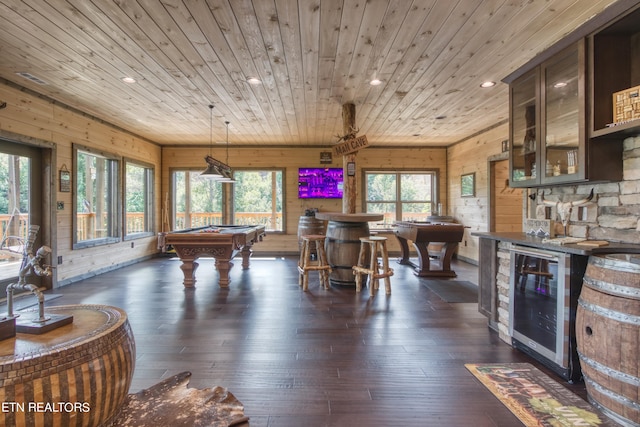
480,81,496,88
247,77,262,85
121,77,137,84
369,79,382,86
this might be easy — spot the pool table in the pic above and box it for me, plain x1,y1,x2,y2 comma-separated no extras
162,225,265,288
393,221,464,277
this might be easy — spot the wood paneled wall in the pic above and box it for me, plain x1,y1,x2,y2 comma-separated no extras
0,83,162,286
447,124,509,264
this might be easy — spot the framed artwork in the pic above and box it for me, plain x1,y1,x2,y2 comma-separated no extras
461,172,475,197
59,165,71,193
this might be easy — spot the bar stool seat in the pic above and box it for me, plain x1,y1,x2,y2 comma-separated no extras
298,234,332,291
353,236,394,295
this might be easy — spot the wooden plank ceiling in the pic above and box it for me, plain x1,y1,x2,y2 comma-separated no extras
0,0,625,147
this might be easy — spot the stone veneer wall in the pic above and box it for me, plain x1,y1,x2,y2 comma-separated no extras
495,134,640,344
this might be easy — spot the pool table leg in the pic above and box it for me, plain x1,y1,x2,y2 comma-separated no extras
215,259,232,288
241,245,253,269
180,260,198,288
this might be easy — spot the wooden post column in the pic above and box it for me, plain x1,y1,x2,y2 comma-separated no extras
342,103,356,214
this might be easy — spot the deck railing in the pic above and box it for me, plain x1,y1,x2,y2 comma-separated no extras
1,212,282,248
173,212,283,231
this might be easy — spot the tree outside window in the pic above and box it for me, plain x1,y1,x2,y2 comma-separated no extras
365,171,437,228
172,170,224,230
171,169,283,232
125,160,154,237
233,170,283,232
74,147,120,247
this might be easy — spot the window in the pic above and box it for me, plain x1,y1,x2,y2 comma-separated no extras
364,171,437,228
172,170,225,230
170,169,284,232
74,146,120,247
124,160,154,238
233,170,283,232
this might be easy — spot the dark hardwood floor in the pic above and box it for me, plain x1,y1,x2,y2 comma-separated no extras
41,255,587,426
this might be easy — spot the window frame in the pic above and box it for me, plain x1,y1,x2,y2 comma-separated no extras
169,168,230,230
231,168,285,233
123,158,155,240
362,169,439,226
72,144,121,249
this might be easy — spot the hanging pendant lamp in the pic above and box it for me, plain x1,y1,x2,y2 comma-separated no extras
201,104,223,178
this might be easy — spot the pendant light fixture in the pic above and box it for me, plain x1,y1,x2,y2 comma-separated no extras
201,104,223,178
217,120,235,183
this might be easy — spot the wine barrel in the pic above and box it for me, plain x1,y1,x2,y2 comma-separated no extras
297,216,326,254
325,220,370,286
576,254,640,427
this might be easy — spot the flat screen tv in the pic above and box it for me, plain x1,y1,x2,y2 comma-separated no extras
298,168,344,199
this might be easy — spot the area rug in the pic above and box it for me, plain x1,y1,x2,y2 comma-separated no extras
113,371,249,427
423,279,477,303
466,363,618,427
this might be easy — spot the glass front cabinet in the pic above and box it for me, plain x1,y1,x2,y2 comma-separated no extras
510,42,585,187
508,39,622,188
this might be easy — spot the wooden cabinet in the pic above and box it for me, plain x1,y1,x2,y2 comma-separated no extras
509,40,622,188
590,5,640,140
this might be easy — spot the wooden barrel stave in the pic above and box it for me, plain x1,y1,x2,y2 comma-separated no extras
576,254,640,426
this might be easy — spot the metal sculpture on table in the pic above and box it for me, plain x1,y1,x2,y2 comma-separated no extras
5,225,72,333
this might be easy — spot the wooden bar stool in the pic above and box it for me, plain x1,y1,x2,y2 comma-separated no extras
353,236,394,295
298,234,332,291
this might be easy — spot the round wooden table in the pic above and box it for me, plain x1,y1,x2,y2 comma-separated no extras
0,305,135,427
314,212,384,286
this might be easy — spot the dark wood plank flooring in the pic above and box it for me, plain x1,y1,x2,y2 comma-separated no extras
42,255,588,426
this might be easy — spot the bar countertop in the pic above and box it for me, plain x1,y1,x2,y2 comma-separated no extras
471,231,640,256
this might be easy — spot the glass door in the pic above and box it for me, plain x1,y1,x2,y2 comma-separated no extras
542,43,584,182
510,69,539,186
0,140,42,286
509,246,569,368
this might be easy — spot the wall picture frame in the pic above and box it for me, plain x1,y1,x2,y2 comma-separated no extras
461,172,475,197
59,165,71,193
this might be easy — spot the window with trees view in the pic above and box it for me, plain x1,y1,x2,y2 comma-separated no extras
74,146,120,247
364,171,437,228
171,169,283,232
233,170,283,232
0,149,31,281
172,170,224,229
125,160,154,237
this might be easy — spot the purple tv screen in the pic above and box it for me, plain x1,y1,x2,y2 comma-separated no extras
298,168,344,199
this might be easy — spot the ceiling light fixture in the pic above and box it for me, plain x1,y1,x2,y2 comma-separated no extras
121,77,137,84
217,121,235,184
201,104,223,179
480,81,496,88
247,77,262,85
369,79,382,86
201,104,234,182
